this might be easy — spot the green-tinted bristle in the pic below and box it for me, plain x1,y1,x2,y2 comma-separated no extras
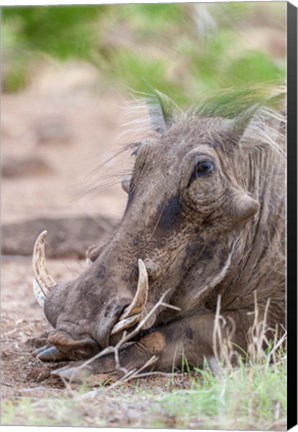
193,83,286,118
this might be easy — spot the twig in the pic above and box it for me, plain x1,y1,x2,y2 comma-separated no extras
107,355,158,391
129,370,179,379
212,294,222,368
57,373,79,397
266,330,287,368
1,381,14,387
73,290,180,378
79,355,158,399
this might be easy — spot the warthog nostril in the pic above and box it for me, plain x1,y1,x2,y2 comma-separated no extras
95,298,131,348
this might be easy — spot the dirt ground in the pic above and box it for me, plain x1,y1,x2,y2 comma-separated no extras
2,63,164,407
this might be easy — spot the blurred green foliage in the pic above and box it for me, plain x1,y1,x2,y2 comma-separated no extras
3,3,286,102
3,6,101,59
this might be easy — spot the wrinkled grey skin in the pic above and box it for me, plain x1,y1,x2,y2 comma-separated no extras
39,100,285,380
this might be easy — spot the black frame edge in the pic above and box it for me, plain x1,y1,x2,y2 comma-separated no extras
287,1,298,430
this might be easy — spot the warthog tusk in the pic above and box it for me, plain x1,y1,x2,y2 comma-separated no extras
33,278,46,307
122,259,149,318
32,230,57,306
111,259,149,335
110,314,140,336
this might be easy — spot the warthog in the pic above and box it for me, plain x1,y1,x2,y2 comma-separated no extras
32,86,286,381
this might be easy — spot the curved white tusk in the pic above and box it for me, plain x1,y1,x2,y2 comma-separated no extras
110,314,140,336
111,259,149,335
121,259,148,319
32,231,57,305
33,278,46,307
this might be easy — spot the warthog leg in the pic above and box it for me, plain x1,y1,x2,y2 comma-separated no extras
52,308,256,383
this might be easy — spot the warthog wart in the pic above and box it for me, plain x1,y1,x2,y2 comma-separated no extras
32,86,286,381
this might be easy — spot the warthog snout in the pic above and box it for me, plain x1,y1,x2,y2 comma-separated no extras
33,233,150,359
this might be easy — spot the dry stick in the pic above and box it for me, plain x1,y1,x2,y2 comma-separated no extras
60,345,115,382
67,290,181,380
106,355,158,392
212,294,222,372
129,371,179,379
113,330,129,373
110,292,180,371
80,355,158,400
115,289,181,348
249,291,259,364
266,330,287,369
59,373,79,398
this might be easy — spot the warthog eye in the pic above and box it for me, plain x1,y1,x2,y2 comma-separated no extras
191,159,214,182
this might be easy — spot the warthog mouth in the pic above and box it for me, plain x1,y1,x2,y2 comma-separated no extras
32,231,149,337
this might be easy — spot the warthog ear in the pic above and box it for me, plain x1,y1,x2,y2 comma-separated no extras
144,82,184,134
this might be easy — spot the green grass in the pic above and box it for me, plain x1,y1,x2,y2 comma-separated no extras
1,355,286,429
1,396,96,427
159,359,287,429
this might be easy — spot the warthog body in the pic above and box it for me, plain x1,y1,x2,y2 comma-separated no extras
33,87,286,380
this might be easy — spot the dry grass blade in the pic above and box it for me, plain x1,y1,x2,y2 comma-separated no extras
247,292,273,365
265,328,287,368
213,294,237,371
213,291,286,372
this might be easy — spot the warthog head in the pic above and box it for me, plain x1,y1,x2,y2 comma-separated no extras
33,88,284,362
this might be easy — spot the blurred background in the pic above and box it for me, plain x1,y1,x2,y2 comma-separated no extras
2,2,286,253
3,3,286,98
